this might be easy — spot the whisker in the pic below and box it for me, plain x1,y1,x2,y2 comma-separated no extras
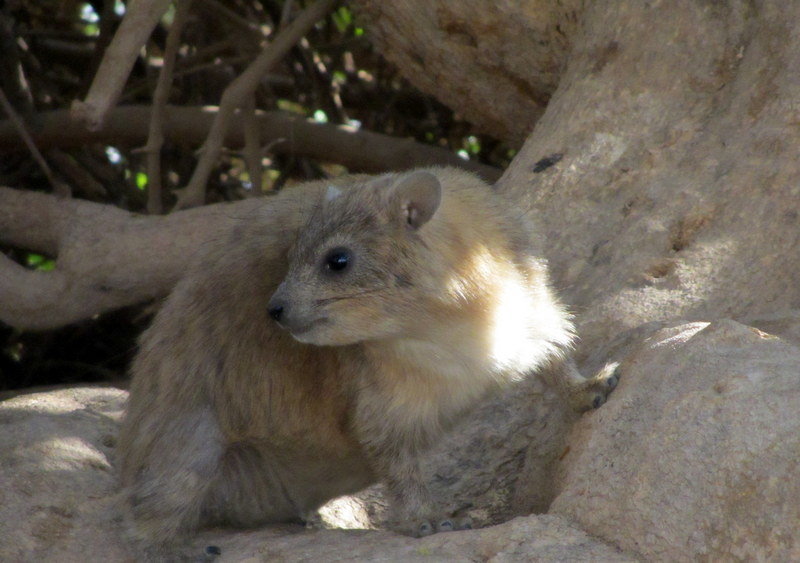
316,287,382,305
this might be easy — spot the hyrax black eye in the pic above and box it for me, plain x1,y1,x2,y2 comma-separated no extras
324,248,350,272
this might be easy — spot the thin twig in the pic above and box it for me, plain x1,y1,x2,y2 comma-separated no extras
280,0,296,29
0,13,34,115
145,0,194,214
197,0,262,37
173,0,337,210
242,95,263,195
45,149,108,199
0,86,70,196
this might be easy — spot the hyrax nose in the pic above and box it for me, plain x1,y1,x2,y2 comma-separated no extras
267,301,285,322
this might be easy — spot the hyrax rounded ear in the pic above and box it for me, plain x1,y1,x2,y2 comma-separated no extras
385,171,442,230
325,185,343,202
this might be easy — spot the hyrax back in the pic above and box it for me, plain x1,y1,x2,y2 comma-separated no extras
118,167,614,551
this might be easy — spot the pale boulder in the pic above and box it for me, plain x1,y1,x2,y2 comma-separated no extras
551,320,800,561
0,385,628,561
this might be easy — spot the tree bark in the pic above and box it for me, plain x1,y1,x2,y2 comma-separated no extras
495,0,800,352
351,0,583,144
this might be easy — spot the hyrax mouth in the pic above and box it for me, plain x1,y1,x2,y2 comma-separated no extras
287,317,330,337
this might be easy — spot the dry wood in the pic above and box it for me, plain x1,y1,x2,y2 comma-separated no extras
242,95,263,195
0,87,69,196
71,0,171,130
0,105,502,181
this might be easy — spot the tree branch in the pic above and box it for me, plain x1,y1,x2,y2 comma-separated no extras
145,0,193,214
71,0,171,130
196,0,263,37
174,0,337,210
0,87,70,197
0,106,502,182
0,12,34,114
0,186,264,330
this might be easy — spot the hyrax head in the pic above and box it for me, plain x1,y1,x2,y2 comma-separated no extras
267,170,442,346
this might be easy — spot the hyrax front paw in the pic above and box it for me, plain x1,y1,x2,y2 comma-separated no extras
397,516,473,537
569,362,621,413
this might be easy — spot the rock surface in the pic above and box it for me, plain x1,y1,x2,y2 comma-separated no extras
0,386,131,562
551,319,800,561
192,514,635,562
4,318,799,559
0,386,625,561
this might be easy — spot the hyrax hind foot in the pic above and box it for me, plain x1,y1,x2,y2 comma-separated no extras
568,362,621,413
402,516,473,538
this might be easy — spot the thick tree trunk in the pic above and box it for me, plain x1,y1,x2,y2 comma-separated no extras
352,0,583,144
499,1,800,352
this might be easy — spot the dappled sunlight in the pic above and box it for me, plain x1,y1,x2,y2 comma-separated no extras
649,322,709,350
0,388,127,418
589,233,745,345
490,276,538,370
336,121,362,132
2,395,94,416
318,494,374,530
489,273,574,374
26,436,112,472
444,242,572,375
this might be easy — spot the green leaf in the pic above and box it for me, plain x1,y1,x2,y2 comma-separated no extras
332,7,353,33
26,254,44,267
465,135,481,154
26,253,55,271
277,99,307,115
136,172,148,190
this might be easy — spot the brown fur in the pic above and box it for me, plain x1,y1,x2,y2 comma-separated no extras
118,168,616,552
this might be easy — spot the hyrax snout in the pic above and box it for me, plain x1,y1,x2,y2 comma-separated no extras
118,167,618,555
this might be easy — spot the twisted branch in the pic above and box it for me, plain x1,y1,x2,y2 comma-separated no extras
174,0,337,209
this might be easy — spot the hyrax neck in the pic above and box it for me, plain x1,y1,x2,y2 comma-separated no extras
358,259,573,432
360,329,495,435
358,295,530,432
